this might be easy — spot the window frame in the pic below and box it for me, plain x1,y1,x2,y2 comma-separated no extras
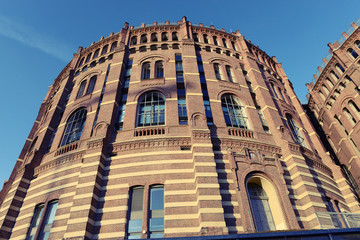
26,200,58,240
59,108,87,147
137,92,165,127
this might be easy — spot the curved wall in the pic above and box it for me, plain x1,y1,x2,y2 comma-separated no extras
0,17,356,239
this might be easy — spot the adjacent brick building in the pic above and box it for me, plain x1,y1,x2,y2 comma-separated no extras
0,17,358,239
306,19,360,201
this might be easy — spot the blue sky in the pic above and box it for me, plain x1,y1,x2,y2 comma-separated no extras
0,0,359,184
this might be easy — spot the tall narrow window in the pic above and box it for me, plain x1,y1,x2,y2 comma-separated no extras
258,109,269,133
155,61,164,78
225,65,234,82
193,33,199,42
116,60,132,130
127,187,144,239
322,84,329,95
38,200,58,240
101,45,108,55
161,32,168,41
335,63,345,74
86,76,97,95
141,34,147,43
330,71,339,82
130,36,137,46
286,114,305,146
270,83,279,98
149,185,164,238
137,92,165,127
349,100,360,120
213,36,218,45
203,34,209,43
222,38,227,48
26,204,45,240
93,48,100,59
248,183,276,232
343,107,357,126
175,54,188,124
60,108,87,146
172,32,178,41
85,53,92,63
326,78,334,88
110,41,117,52
142,62,151,79
348,48,359,59
213,63,223,80
222,94,248,129
76,81,87,99
78,57,84,67
151,33,158,42
231,41,237,51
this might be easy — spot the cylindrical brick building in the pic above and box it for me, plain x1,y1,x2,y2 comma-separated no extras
0,17,358,239
306,19,360,201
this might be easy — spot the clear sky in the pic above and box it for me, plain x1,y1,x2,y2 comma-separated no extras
0,0,359,185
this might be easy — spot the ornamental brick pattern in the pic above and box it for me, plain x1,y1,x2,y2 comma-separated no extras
0,17,358,240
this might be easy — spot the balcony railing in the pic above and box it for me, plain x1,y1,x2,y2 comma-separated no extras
315,211,360,229
228,128,254,138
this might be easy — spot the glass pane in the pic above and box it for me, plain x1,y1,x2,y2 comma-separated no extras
150,188,164,210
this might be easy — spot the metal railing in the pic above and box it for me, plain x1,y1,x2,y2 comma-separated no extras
315,211,360,229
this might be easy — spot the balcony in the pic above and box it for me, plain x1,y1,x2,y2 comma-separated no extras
315,212,360,229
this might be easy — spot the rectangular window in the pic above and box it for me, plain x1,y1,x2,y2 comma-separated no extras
175,54,188,125
26,200,58,240
149,186,164,238
39,200,58,240
27,204,45,240
127,187,144,239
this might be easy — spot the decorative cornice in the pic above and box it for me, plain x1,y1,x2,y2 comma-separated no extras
111,137,192,153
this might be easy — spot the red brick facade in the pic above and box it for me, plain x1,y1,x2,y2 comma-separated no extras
0,17,358,239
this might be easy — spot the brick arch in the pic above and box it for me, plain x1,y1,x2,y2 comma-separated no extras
137,54,170,65
132,87,170,102
75,70,102,86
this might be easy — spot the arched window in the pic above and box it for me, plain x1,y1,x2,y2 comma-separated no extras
155,61,164,78
151,33,158,42
161,32,168,41
248,182,276,232
330,71,339,82
193,33,199,42
141,34,147,43
348,48,358,59
319,90,326,101
85,53,92,63
322,84,330,95
343,107,356,126
101,45,108,55
78,57,84,67
93,48,100,59
231,41,237,51
246,177,286,232
172,32,178,41
130,36,137,46
286,114,305,146
270,83,279,98
161,44,169,50
213,36,218,45
326,78,334,88
142,62,151,79
60,108,87,146
355,40,360,49
225,65,234,82
213,63,223,80
137,92,165,127
203,34,209,44
349,100,360,120
110,41,117,51
221,94,248,129
86,76,97,95
335,63,345,74
222,38,227,48
76,81,87,99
